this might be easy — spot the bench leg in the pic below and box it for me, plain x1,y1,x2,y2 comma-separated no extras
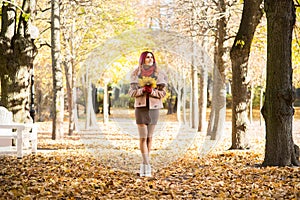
32,134,37,154
17,129,23,158
31,126,38,154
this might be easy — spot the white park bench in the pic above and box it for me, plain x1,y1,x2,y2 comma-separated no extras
0,106,38,158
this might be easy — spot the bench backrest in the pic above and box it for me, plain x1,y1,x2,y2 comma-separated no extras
0,106,13,134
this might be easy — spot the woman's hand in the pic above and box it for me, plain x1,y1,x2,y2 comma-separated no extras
143,85,152,93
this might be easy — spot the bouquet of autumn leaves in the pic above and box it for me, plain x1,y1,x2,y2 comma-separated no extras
138,76,157,93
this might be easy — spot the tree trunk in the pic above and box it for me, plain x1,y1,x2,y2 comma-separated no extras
249,82,254,124
198,53,208,132
182,77,187,124
103,83,109,123
229,0,263,149
51,0,64,140
207,0,226,140
260,86,264,125
191,40,199,129
0,0,36,123
62,27,75,136
176,91,182,122
167,88,174,115
61,3,77,136
0,2,15,103
261,0,299,166
85,81,98,129
207,65,226,140
63,56,74,136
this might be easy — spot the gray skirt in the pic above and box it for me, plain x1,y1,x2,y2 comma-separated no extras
135,107,159,125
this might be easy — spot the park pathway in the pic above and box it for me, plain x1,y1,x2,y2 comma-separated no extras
35,109,300,173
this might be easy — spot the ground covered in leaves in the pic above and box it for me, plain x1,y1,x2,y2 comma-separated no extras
2,150,300,199
1,112,300,199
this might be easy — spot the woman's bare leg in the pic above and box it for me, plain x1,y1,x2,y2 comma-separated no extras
147,124,156,153
137,124,149,164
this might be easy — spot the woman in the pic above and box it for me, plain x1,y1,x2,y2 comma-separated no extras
128,51,167,177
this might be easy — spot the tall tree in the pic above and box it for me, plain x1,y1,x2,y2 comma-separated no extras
191,40,199,129
61,2,76,136
198,39,209,132
51,0,64,140
262,0,299,166
207,0,227,140
0,0,37,123
229,0,263,149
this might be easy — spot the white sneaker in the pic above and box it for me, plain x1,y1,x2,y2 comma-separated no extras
139,164,145,177
144,164,152,177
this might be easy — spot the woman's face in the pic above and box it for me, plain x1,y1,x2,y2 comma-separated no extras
144,53,154,66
